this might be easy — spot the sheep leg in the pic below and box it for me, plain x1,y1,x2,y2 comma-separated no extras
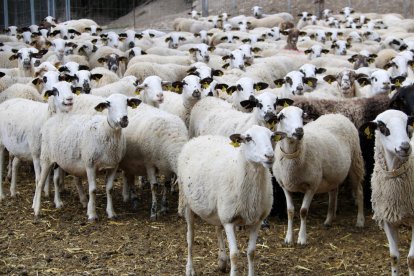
86,166,98,221
247,223,261,276
282,187,295,245
10,157,20,197
185,207,195,276
224,223,238,276
43,171,50,197
0,145,5,201
74,177,87,208
160,179,168,215
324,188,338,227
146,166,159,220
33,160,53,217
52,167,63,208
105,168,118,219
298,190,315,246
6,153,12,182
122,172,131,202
123,172,139,210
354,182,365,227
216,226,229,272
408,224,414,276
384,221,399,276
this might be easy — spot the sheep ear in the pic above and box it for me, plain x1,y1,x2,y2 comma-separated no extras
222,63,230,69
215,83,228,92
164,37,171,42
208,46,215,52
252,47,261,53
32,78,43,85
127,98,142,109
240,95,257,109
383,62,395,70
58,66,69,72
0,72,5,78
212,69,223,76
95,101,110,112
72,86,82,95
9,54,18,61
407,116,414,128
222,55,230,61
299,31,307,36
91,74,103,81
171,81,184,93
60,74,75,82
161,81,171,91
273,79,285,88
391,76,406,87
304,49,312,54
254,82,268,91
97,57,107,63
44,88,58,100
78,65,89,71
304,77,318,88
321,49,330,54
200,77,213,86
323,75,336,84
316,67,326,74
226,85,237,95
348,56,357,63
357,77,371,87
272,131,287,142
275,98,293,108
359,122,377,140
189,48,197,54
229,134,244,147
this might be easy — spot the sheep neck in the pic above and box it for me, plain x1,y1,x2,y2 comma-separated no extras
278,138,301,159
381,145,410,178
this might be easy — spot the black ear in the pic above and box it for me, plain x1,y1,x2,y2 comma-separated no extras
226,85,237,94
273,79,285,87
97,57,107,63
357,77,371,87
384,62,395,70
240,95,258,109
215,83,228,90
229,134,244,146
254,82,268,91
32,78,42,85
391,76,406,87
127,98,142,109
275,98,294,108
321,49,330,54
0,72,5,78
212,69,223,76
200,77,213,85
315,67,326,74
95,101,110,112
323,75,337,84
222,63,230,69
304,77,318,88
304,49,312,54
91,74,103,81
78,65,89,71
58,66,69,72
171,81,184,93
359,122,377,140
44,87,59,99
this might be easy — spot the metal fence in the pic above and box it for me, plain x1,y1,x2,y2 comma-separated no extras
0,0,134,29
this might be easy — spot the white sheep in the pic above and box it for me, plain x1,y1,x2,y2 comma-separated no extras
127,54,192,68
360,109,414,276
0,83,43,104
32,93,142,220
90,67,120,88
125,62,189,82
272,106,365,245
91,76,139,98
178,125,274,275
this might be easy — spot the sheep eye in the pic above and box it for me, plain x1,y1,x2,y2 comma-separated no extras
245,136,252,142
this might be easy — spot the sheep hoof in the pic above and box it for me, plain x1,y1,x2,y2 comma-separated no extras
150,213,158,221
88,216,98,222
355,221,365,228
186,267,195,276
218,257,228,272
297,240,308,247
33,216,40,224
323,222,332,228
109,214,118,220
261,219,270,229
55,201,64,209
283,240,293,247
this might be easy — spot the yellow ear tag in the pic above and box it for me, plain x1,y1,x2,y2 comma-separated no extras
174,86,181,93
230,141,240,147
307,80,313,86
364,126,373,139
43,94,49,100
276,83,282,88
273,134,282,142
361,81,366,86
283,101,290,108
130,103,138,109
395,79,401,87
135,88,142,95
75,89,81,95
221,86,227,93
202,83,210,89
255,85,260,91
267,121,276,131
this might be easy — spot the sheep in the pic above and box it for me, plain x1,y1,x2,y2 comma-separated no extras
90,67,120,88
273,106,364,245
0,50,18,68
127,54,192,68
32,93,142,220
89,46,125,70
145,46,187,56
124,62,189,82
273,70,318,98
125,46,146,61
250,14,285,28
118,30,143,51
0,81,78,204
9,48,48,77
322,69,368,98
0,83,44,104
357,69,406,97
304,44,330,60
178,125,274,276
159,75,212,127
91,76,139,98
135,75,170,108
359,109,414,276
189,92,291,138
120,103,188,219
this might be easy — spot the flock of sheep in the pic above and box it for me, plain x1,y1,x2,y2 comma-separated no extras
1,3,414,275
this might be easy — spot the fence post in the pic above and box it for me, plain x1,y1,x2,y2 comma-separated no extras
133,0,136,29
403,0,409,18
51,0,56,17
348,0,351,7
287,0,291,14
30,0,35,25
3,0,8,28
232,0,237,14
65,0,71,21
202,0,208,17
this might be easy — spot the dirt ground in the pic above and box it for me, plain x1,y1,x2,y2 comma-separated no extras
0,162,412,275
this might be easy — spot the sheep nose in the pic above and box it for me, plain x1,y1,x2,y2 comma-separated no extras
293,127,304,139
264,112,277,123
120,116,129,128
204,56,210,62
207,92,213,96
129,42,135,48
239,65,245,71
92,33,97,36
63,36,68,39
265,153,274,162
111,66,118,72
192,90,201,98
400,142,411,153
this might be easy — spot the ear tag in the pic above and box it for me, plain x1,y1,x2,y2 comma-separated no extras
130,103,138,109
361,81,366,86
175,85,180,93
276,83,282,88
74,89,81,95
202,83,210,89
96,106,104,112
395,79,401,87
43,94,49,100
267,121,276,131
135,87,143,95
364,126,373,139
307,80,313,86
230,141,240,147
283,101,290,108
273,134,282,142
327,79,332,84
